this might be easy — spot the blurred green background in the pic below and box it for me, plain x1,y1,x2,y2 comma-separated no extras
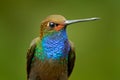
0,0,120,80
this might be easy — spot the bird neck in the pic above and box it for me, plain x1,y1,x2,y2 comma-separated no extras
39,29,70,60
42,29,68,42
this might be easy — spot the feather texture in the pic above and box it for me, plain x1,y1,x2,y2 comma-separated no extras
27,37,75,80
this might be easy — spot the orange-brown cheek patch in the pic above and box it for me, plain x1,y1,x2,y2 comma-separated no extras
54,25,64,31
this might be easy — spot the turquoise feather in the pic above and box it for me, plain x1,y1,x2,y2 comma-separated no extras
34,29,70,61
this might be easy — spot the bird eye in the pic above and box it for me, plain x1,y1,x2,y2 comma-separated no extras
49,22,59,28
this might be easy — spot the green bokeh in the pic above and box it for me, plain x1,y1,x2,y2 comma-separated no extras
0,0,120,80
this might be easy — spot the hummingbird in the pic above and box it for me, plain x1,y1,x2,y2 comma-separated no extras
27,15,99,80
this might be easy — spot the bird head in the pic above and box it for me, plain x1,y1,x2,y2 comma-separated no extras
40,15,100,39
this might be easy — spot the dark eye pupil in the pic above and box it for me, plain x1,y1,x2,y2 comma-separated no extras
49,22,58,28
49,22,55,28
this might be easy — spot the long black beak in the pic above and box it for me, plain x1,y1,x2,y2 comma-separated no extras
65,17,100,25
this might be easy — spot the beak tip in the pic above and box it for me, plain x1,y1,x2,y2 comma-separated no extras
92,17,101,20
